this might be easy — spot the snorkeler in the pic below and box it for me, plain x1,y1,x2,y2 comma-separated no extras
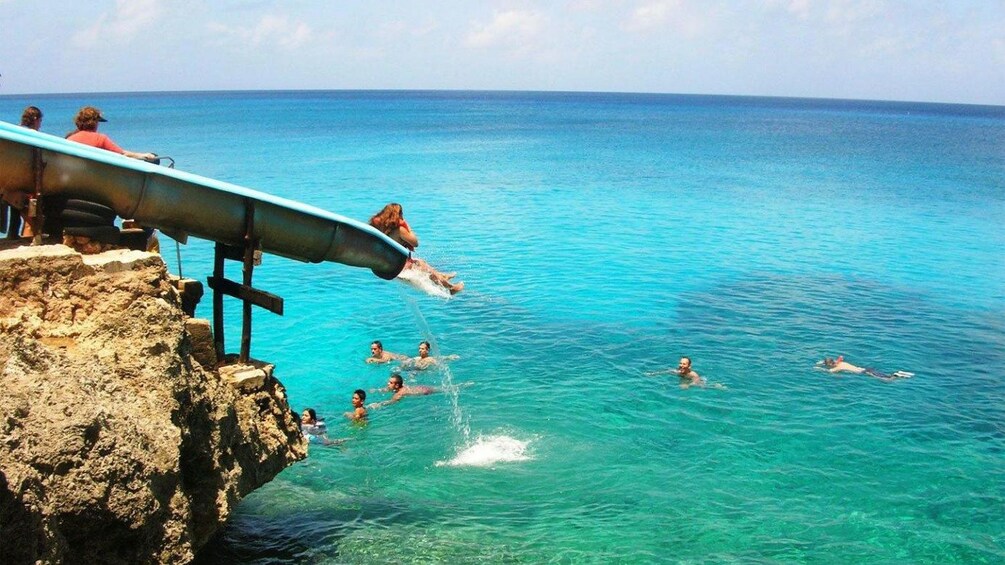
400,340,460,370
817,356,914,381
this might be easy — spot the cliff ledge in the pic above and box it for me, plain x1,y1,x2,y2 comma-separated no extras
0,244,306,564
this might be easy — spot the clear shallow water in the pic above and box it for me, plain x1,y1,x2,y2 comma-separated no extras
3,91,1003,563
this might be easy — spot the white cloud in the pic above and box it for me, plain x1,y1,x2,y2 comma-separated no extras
784,0,811,19
208,14,313,50
72,0,164,47
824,0,885,26
622,0,708,36
377,19,438,40
465,10,545,50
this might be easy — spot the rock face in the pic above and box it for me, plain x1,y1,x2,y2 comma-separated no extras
0,245,307,564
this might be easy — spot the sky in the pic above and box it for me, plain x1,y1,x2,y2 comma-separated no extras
1,0,1003,105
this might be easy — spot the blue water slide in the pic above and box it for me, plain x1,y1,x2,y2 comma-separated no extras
0,121,408,279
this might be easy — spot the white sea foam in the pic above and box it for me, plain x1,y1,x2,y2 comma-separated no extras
436,435,533,467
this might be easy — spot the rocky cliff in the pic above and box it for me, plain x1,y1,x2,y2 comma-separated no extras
0,245,306,564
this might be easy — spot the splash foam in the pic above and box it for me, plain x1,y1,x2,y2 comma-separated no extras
436,435,532,468
396,267,451,299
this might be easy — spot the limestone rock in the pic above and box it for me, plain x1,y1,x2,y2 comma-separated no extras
184,318,216,369
0,245,307,564
219,360,274,392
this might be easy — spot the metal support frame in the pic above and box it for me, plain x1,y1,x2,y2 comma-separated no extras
207,200,284,365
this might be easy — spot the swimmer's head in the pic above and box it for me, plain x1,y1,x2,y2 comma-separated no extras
418,340,431,357
353,389,366,406
678,357,692,369
302,408,317,424
370,340,383,355
388,374,404,390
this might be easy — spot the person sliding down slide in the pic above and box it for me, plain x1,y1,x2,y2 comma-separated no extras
369,203,463,295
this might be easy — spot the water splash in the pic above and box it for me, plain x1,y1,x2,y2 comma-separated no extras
396,267,452,299
398,270,532,469
435,434,533,467
401,288,470,441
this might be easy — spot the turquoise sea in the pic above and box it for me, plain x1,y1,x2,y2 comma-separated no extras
2,91,1003,563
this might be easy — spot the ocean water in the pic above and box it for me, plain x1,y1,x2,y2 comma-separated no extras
2,91,1003,563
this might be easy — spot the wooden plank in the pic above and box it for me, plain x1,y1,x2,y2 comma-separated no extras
206,276,284,315
212,243,226,360
240,200,255,363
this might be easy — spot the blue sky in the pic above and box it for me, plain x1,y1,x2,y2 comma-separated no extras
2,0,1003,105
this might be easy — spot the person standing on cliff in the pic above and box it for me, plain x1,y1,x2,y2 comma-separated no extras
2,106,44,238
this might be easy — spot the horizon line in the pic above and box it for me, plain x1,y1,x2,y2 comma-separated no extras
1,88,1002,110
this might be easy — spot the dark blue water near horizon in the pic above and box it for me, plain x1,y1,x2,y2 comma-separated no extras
2,90,1003,563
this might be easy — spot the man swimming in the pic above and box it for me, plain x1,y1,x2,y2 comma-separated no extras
646,356,724,389
401,340,460,370
817,356,914,381
674,357,706,388
369,373,439,408
344,389,368,422
366,340,407,364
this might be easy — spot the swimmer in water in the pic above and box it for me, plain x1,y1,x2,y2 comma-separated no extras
368,373,442,408
366,340,407,364
817,356,914,381
646,356,725,389
344,389,368,423
300,408,338,445
400,340,460,370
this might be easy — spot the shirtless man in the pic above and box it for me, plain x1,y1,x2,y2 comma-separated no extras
674,357,706,389
401,340,460,370
647,356,706,388
344,389,368,422
818,356,913,381
366,340,406,364
369,374,439,408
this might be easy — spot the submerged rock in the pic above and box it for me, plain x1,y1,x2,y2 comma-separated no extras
0,245,306,564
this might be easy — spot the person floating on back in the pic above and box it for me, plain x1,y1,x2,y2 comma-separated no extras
817,355,914,381
369,203,464,295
